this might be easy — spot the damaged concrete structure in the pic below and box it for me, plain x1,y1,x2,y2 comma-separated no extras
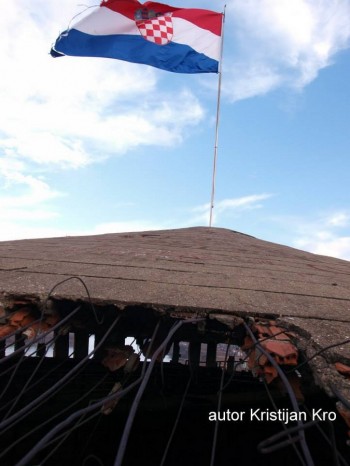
0,227,350,465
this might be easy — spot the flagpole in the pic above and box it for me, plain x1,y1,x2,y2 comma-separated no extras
209,7,226,227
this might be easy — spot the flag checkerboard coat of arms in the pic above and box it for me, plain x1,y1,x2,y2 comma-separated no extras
51,1,223,74
135,8,173,45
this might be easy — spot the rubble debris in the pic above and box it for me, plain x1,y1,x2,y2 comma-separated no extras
0,307,37,339
242,320,298,384
23,311,60,340
8,307,36,328
335,362,350,378
0,323,19,339
124,353,140,373
102,345,134,372
101,382,122,415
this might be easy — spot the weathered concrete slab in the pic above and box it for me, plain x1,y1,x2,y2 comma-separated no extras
1,227,350,398
0,268,350,320
0,227,350,322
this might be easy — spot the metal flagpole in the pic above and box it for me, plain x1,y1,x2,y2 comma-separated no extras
209,6,226,227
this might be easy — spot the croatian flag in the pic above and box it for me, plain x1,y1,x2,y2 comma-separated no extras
51,0,223,74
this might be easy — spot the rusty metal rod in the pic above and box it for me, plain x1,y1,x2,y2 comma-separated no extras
0,314,121,434
15,319,203,466
263,380,306,466
0,373,108,461
0,317,42,346
3,334,61,419
159,374,192,466
301,404,348,466
114,318,205,466
258,419,318,454
42,276,104,325
210,343,230,466
243,322,314,466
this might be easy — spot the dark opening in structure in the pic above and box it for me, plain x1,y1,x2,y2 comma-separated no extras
0,298,349,466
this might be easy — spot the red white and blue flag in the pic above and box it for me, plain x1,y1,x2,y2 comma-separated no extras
51,0,223,73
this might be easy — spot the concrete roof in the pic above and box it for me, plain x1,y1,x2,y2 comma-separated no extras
1,226,350,363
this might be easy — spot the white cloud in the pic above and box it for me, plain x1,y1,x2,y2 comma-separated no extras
215,194,273,212
0,223,61,242
2,132,90,169
314,237,350,260
0,219,165,242
1,173,59,208
191,193,273,225
225,0,350,100
0,166,62,223
0,1,206,174
225,64,282,101
0,192,273,242
271,210,350,260
326,212,350,227
295,236,350,261
0,1,208,241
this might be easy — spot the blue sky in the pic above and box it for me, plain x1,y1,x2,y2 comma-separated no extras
1,0,350,260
